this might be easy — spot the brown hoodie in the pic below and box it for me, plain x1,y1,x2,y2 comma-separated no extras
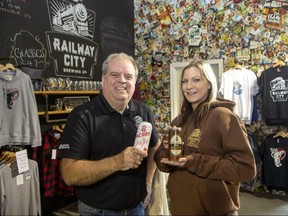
154,98,256,215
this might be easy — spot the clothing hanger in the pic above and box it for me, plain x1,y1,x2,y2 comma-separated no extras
0,57,15,71
233,59,244,69
234,63,243,69
273,52,286,68
1,63,16,71
273,130,288,138
52,124,63,133
0,145,21,166
0,150,16,166
273,59,285,68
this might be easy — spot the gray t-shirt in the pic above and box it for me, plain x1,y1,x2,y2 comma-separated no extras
0,159,41,215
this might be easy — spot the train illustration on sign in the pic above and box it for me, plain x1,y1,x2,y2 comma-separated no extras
52,1,92,38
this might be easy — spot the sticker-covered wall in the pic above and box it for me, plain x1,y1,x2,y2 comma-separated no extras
134,0,288,131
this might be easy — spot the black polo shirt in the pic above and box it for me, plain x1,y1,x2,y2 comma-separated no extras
58,92,159,210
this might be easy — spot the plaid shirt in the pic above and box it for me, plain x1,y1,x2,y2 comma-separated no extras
33,128,74,197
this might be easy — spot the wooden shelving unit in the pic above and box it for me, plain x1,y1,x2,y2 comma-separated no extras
35,90,100,123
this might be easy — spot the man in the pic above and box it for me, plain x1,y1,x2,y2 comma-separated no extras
58,53,160,215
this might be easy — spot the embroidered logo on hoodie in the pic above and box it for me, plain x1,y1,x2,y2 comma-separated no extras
188,129,201,148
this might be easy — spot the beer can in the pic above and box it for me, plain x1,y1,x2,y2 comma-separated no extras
169,126,183,161
134,122,152,151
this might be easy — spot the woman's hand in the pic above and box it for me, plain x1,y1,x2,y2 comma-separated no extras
160,157,187,167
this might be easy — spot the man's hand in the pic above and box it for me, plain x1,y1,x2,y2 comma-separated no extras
143,183,152,208
118,146,148,171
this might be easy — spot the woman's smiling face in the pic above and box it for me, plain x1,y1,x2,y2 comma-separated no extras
181,66,210,110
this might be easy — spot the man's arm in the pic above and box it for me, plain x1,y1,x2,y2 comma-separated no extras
144,139,161,206
60,146,148,186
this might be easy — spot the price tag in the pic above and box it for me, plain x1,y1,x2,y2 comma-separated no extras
16,174,24,186
16,149,29,173
52,149,57,160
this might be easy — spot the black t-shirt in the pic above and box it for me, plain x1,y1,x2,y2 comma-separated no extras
258,66,288,125
58,92,159,210
259,134,288,189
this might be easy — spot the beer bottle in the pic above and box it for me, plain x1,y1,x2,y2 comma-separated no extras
169,126,183,161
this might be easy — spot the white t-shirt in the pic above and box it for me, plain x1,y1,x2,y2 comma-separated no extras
219,68,259,124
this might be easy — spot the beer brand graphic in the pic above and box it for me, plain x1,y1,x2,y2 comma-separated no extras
233,81,243,95
58,143,70,150
156,5,173,27
169,128,182,158
169,133,182,156
265,8,282,30
3,88,20,109
269,77,288,102
48,0,95,38
188,129,201,148
46,0,98,79
188,25,202,46
170,134,182,145
134,122,152,151
270,147,286,167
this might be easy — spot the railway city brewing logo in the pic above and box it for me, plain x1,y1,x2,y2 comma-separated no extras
46,0,98,79
269,77,288,102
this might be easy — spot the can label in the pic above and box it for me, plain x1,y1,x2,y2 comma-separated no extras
134,122,152,151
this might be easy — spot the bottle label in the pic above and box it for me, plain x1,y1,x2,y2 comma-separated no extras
170,134,182,144
169,131,183,159
170,148,182,156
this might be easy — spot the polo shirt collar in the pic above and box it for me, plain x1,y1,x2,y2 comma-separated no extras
98,91,136,114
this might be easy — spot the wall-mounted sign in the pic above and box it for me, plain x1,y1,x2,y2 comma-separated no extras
46,0,98,79
0,0,134,81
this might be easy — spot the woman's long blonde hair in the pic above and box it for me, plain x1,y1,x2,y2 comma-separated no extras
178,59,218,128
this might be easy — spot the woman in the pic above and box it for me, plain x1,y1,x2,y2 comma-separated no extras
154,60,256,215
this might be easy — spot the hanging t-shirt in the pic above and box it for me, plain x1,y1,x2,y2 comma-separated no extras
258,66,288,125
219,68,259,124
259,134,288,190
0,159,41,215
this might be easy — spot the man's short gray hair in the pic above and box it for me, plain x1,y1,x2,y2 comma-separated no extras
102,53,139,78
